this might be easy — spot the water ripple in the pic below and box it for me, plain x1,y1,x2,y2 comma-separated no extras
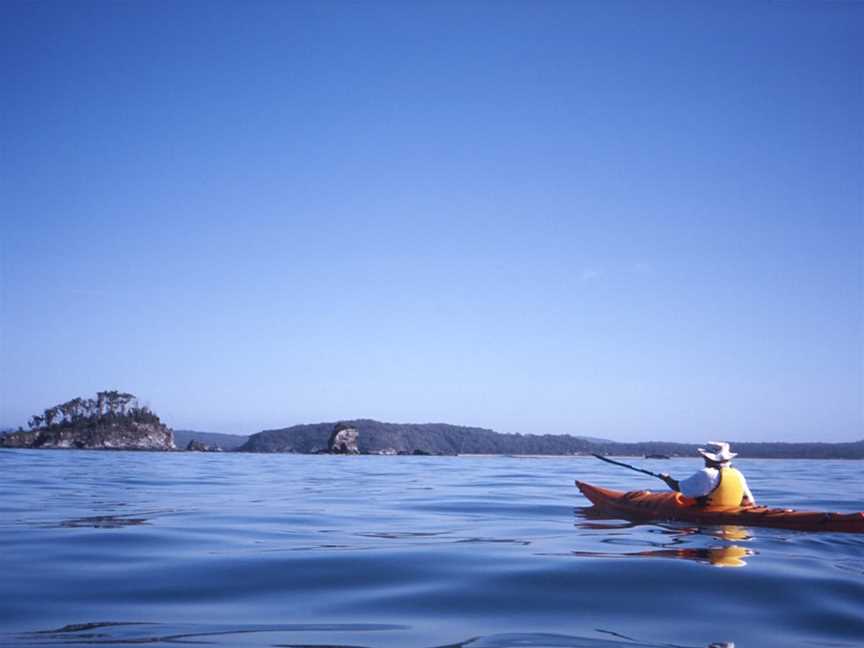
9,624,733,648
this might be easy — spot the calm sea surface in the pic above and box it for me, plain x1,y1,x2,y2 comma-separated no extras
1,450,862,647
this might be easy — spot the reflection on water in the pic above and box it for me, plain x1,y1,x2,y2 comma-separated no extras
559,545,754,568
702,545,750,568
58,513,150,528
571,514,756,567
578,509,754,539
710,525,750,541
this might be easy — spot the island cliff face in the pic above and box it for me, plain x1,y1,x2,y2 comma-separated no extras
327,423,360,454
0,422,174,450
1,391,175,451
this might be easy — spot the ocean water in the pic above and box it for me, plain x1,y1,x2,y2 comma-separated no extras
1,450,862,648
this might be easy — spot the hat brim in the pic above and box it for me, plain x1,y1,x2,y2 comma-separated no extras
698,448,737,462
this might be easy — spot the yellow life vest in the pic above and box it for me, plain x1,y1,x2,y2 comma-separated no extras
705,466,745,507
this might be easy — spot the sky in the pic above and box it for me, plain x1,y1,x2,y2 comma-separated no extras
1,1,862,441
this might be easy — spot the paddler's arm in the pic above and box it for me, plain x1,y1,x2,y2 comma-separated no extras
659,473,680,492
676,469,717,500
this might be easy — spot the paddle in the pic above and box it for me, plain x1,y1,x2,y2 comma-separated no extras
591,453,671,484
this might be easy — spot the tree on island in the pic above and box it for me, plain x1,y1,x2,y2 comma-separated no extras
27,390,161,431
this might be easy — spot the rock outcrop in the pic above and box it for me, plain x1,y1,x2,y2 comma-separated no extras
185,439,223,452
173,430,248,450
327,422,359,454
0,422,175,450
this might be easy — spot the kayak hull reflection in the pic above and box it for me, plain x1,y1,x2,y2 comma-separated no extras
576,481,864,533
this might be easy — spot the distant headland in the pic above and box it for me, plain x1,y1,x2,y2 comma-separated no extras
2,391,862,459
238,419,864,459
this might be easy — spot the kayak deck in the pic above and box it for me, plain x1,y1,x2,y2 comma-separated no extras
576,481,864,533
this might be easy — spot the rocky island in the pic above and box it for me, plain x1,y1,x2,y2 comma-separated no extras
0,391,175,450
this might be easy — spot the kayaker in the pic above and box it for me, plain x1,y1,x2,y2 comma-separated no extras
659,441,756,506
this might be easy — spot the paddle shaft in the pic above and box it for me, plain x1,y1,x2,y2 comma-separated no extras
591,453,668,482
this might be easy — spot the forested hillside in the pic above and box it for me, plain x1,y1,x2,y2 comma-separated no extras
240,420,864,458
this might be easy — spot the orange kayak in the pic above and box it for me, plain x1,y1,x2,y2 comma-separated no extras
576,481,864,533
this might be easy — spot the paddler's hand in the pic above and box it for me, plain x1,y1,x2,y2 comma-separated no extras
659,473,680,491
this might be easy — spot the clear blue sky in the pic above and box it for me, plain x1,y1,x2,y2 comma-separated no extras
1,1,861,441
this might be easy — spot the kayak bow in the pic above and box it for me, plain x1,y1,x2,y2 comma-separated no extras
576,481,864,533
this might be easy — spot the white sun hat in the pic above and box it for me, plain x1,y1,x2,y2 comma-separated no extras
698,441,737,463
